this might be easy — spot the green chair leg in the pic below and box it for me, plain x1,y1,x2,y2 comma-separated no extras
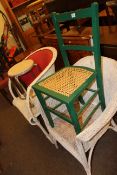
34,89,54,127
66,102,81,134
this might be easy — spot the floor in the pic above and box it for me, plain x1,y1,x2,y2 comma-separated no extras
1,93,117,175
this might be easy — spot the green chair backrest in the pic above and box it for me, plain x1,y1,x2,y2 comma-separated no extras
52,2,101,71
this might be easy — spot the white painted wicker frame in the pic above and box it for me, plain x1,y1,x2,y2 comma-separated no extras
8,47,57,142
38,56,117,175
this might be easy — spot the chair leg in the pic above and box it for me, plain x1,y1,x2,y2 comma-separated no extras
34,89,54,127
97,87,106,111
96,68,106,110
0,89,12,105
66,102,81,134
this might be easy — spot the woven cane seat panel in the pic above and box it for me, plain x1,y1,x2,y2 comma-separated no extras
39,67,93,97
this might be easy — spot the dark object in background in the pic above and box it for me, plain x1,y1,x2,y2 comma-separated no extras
0,58,12,105
112,4,117,19
106,0,117,19
101,44,117,60
46,0,107,13
45,0,107,30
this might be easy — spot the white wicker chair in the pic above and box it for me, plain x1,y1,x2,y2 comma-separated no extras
36,56,117,175
8,47,57,142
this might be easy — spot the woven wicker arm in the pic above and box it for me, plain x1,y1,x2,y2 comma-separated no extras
74,92,117,175
77,92,117,143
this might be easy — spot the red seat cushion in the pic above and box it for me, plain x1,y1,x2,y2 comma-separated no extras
27,49,53,70
19,49,53,87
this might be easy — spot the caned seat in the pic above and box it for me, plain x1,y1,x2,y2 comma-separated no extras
39,67,93,97
33,3,106,134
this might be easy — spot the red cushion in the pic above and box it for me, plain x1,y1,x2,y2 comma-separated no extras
27,49,53,70
19,66,42,86
19,49,53,87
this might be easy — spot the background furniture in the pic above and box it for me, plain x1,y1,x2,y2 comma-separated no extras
1,0,109,50
44,25,117,70
44,27,92,70
46,0,107,13
1,0,29,49
26,0,53,44
100,25,117,59
106,1,117,21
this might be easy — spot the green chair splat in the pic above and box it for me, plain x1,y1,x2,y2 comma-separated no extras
33,2,106,134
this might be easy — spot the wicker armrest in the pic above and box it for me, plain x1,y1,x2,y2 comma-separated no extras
77,92,117,142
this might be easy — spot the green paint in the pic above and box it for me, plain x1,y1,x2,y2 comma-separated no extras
33,2,106,134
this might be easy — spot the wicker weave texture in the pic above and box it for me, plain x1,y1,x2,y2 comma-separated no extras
39,67,93,97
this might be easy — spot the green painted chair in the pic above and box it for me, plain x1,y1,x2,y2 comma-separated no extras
33,2,106,134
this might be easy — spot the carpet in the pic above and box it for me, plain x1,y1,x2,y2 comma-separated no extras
1,94,117,175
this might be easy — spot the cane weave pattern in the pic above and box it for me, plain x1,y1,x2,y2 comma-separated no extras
39,67,93,97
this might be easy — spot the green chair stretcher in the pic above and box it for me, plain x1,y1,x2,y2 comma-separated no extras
33,2,106,134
